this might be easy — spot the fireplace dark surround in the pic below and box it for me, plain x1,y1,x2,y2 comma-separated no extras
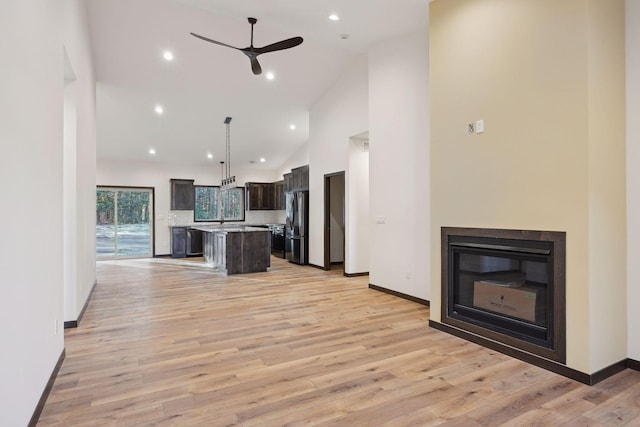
439,227,566,364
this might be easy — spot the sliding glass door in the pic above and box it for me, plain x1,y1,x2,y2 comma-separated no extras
96,187,153,259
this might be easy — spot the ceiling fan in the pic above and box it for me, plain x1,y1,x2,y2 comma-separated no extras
191,17,303,75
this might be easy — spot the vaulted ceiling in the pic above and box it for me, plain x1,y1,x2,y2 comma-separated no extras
87,0,429,169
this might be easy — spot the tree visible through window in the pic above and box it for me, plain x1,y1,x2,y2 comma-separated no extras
194,186,219,221
96,188,152,258
194,186,244,222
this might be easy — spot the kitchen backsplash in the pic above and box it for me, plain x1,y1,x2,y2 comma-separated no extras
167,210,195,226
168,210,286,226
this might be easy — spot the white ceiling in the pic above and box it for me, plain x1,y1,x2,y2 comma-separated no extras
86,0,429,169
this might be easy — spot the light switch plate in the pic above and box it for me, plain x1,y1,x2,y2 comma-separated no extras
476,119,485,134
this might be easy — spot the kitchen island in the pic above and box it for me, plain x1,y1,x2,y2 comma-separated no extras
191,225,271,275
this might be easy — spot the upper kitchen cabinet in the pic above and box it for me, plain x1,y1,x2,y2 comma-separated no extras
292,165,309,191
283,173,293,193
170,179,195,210
274,180,285,210
245,182,276,210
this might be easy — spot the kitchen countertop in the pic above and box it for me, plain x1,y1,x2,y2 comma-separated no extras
171,223,284,230
190,225,271,233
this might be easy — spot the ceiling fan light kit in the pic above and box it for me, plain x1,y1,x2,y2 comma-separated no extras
191,17,304,75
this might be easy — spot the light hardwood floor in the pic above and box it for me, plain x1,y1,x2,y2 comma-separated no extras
38,256,640,426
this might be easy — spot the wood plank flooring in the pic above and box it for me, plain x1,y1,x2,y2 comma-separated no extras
38,256,640,426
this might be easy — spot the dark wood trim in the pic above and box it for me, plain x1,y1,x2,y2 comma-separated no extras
152,186,156,256
628,358,640,371
154,254,172,258
429,320,591,384
64,280,97,329
97,185,156,257
344,272,369,277
369,284,430,307
429,320,630,386
309,263,328,271
331,261,344,265
97,185,153,190
28,348,65,427
323,175,331,270
323,171,345,271
591,360,628,385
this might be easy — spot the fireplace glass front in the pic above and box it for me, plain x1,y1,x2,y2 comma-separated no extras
448,237,553,348
441,228,565,363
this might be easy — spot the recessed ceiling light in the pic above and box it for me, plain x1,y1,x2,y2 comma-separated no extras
207,153,213,159
149,148,156,155
266,72,275,80
329,14,340,21
163,51,174,61
289,124,296,130
154,105,164,115
259,158,266,163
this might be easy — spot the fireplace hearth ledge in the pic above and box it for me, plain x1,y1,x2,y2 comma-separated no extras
429,319,629,385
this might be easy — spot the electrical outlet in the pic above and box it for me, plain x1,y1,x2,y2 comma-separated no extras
468,122,475,134
476,119,485,134
376,215,386,224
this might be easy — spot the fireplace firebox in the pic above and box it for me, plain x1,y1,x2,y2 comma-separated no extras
440,227,566,364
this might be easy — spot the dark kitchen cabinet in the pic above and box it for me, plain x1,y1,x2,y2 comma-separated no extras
170,179,194,210
171,227,202,258
291,165,309,191
203,229,271,275
171,227,187,258
186,228,203,256
283,173,293,193
245,182,275,210
274,180,285,210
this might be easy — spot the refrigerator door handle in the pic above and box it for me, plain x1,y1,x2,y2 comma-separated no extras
298,192,305,238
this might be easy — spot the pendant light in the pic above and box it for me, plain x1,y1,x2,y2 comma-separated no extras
221,116,236,189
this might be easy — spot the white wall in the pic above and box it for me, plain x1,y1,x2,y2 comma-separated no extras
278,141,310,179
627,0,640,362
63,0,98,323
0,2,64,425
308,56,369,267
346,138,370,274
64,77,79,324
369,28,430,300
97,159,280,254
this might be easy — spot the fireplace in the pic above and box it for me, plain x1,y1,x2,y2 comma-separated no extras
440,227,566,364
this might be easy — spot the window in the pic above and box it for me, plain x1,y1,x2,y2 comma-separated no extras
194,186,244,222
96,187,154,258
194,186,219,221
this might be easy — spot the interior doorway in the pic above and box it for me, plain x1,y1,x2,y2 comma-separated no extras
324,172,345,271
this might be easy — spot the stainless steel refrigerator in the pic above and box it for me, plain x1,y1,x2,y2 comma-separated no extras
285,190,309,265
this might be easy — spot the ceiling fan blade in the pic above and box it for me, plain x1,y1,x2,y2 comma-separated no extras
254,37,303,55
190,32,241,50
250,57,262,75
